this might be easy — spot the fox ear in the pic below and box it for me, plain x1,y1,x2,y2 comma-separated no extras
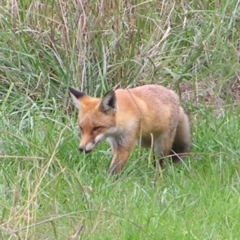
99,90,117,115
69,87,85,109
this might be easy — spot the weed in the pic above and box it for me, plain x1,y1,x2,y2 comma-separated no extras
1,0,240,239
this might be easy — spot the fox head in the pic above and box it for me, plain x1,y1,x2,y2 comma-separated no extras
69,87,117,153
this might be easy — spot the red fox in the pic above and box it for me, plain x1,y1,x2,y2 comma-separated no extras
69,85,191,174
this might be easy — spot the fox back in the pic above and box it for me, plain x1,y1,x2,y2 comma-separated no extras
69,84,191,174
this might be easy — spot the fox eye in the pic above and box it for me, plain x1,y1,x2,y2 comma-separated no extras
92,126,102,132
79,126,83,133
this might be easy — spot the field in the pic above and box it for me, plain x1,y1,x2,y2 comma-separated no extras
1,0,240,239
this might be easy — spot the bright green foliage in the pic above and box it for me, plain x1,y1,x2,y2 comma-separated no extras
1,0,240,239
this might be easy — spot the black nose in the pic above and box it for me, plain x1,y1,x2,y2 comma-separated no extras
79,146,85,152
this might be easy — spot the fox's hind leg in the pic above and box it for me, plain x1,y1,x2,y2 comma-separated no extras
153,130,177,168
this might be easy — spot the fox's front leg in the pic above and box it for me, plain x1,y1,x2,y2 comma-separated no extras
108,140,135,174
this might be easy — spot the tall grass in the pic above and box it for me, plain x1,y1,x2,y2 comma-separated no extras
1,0,240,239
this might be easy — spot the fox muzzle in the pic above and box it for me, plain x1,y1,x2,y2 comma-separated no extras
79,146,85,152
79,145,93,153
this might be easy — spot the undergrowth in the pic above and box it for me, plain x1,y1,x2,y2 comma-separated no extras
1,0,240,239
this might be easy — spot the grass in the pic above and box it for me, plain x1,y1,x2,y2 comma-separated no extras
1,108,240,239
1,0,240,239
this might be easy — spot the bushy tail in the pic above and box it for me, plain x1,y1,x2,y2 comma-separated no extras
171,107,191,162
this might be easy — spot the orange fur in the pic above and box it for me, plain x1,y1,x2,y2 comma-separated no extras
69,85,191,174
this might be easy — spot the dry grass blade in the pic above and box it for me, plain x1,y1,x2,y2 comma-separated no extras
70,222,84,240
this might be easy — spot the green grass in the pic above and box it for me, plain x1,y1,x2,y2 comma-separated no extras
1,0,240,239
1,108,240,239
